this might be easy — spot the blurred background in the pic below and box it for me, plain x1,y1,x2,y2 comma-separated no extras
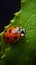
0,0,21,33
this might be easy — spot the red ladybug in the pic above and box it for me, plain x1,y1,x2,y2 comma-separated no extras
3,26,26,45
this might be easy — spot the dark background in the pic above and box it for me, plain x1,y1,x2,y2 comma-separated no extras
0,0,21,33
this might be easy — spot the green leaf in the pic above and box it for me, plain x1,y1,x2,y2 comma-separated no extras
0,60,6,65
0,0,36,65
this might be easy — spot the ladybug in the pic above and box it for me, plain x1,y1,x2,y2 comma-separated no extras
3,26,26,45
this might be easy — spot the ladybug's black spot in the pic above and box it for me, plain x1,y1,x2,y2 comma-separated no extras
14,36,17,40
9,29,12,33
14,26,16,28
6,37,9,40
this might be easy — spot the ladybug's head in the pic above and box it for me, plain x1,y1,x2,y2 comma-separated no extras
19,27,26,37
